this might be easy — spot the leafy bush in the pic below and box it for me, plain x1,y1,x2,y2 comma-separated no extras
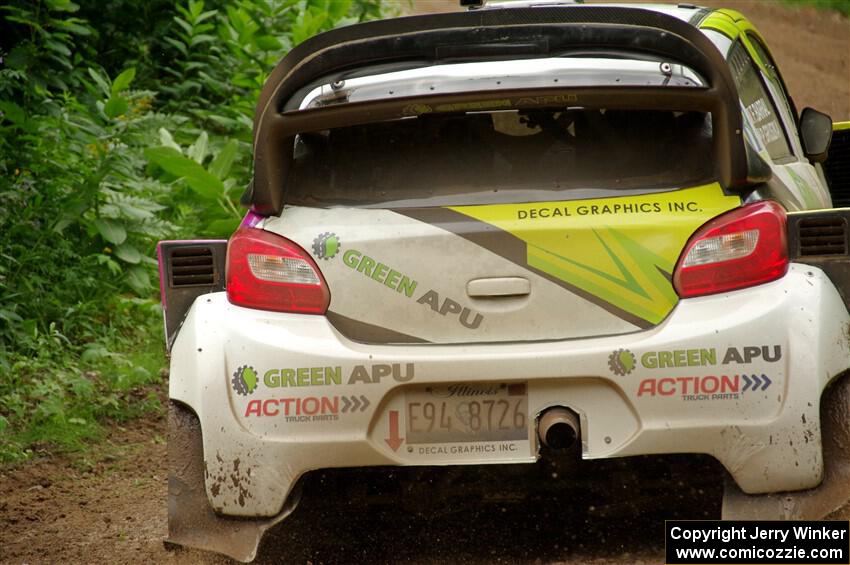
0,0,386,462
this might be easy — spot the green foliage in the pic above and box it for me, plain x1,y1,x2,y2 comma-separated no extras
0,299,164,463
0,0,386,462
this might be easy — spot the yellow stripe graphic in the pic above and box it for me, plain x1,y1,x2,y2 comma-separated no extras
449,184,740,325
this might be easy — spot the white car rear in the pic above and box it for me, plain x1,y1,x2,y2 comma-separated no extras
158,2,850,561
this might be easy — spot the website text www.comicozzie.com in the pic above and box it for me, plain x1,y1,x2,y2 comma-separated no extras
665,521,850,565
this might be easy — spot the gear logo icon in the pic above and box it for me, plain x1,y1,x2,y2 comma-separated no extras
231,365,258,396
312,232,340,260
608,349,636,376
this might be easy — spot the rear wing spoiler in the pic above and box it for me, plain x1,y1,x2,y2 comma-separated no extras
249,6,748,215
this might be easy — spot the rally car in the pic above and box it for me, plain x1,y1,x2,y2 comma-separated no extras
157,1,850,561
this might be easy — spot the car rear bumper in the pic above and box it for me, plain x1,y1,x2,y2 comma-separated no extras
170,263,850,518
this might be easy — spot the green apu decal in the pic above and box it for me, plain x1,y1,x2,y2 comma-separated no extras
640,346,781,368
342,248,418,297
312,232,340,260
608,349,636,376
231,365,258,396
606,345,783,376
263,363,415,387
333,243,484,330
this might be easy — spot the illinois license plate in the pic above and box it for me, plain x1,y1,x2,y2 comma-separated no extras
405,382,528,444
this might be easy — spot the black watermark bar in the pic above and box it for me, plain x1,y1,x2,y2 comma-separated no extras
666,521,849,564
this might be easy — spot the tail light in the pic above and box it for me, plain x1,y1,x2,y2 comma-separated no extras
226,228,330,313
673,201,788,298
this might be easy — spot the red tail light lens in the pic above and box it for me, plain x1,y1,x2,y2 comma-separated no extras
673,201,788,298
226,228,330,314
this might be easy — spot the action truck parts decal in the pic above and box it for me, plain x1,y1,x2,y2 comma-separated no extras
637,373,774,401
244,395,371,420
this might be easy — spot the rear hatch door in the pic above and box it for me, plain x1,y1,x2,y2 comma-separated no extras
263,107,740,344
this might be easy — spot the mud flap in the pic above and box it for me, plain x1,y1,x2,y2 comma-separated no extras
722,374,850,520
167,401,301,562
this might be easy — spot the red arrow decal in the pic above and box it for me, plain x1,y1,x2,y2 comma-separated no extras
385,410,404,452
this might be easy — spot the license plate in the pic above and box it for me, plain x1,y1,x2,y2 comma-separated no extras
405,382,528,444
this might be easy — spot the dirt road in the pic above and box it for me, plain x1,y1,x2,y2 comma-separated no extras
0,404,711,564
1,2,849,564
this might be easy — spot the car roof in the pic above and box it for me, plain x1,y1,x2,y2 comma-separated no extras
478,1,709,25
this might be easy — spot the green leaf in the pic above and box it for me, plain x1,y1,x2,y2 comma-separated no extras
96,254,123,276
144,146,223,200
0,101,25,126
209,139,238,179
163,36,188,55
52,216,74,233
55,18,92,35
126,266,151,293
87,68,111,96
195,9,218,24
326,0,352,22
45,0,79,13
189,0,204,19
104,95,128,119
292,10,328,45
116,200,161,220
114,244,141,264
94,219,127,245
173,16,194,36
206,218,241,236
254,35,283,50
111,68,136,95
0,309,23,324
189,34,216,47
158,128,182,152
225,6,246,33
81,345,109,363
45,39,71,57
187,131,208,164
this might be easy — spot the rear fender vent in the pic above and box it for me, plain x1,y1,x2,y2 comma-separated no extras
824,128,850,206
157,240,228,350
797,216,848,257
169,246,215,287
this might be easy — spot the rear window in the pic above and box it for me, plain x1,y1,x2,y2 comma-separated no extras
286,108,715,207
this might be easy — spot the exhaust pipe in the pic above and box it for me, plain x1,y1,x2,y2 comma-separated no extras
538,407,580,450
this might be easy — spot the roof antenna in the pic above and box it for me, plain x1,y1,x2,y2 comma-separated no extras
460,0,484,8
